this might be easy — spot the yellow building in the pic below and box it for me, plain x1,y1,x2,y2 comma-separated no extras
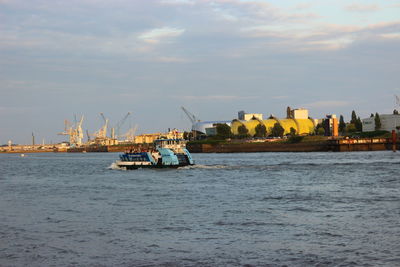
231,117,316,136
134,133,161,144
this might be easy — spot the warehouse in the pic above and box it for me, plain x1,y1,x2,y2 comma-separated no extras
362,114,400,132
231,108,316,136
231,117,316,136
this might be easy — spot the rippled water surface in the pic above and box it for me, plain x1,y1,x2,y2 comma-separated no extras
0,151,399,266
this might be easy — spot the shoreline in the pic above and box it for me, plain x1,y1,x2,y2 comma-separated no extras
1,137,398,154
186,138,399,153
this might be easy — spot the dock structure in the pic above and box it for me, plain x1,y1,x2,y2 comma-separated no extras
186,138,399,153
328,138,398,152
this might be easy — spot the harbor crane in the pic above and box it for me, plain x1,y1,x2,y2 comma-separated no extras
93,112,131,140
95,112,109,139
121,124,138,142
114,112,131,139
86,130,91,142
181,106,200,126
58,115,84,146
181,106,201,139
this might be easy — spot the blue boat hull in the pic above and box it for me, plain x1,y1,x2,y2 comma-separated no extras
116,161,194,170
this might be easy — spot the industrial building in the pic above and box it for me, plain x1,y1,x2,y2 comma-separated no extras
231,108,316,136
238,111,263,121
322,114,338,137
288,108,309,120
362,114,400,132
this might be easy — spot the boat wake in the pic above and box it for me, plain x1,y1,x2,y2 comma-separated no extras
109,162,228,171
108,162,126,170
178,164,228,170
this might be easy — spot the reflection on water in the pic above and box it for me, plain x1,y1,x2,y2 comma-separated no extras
0,151,399,266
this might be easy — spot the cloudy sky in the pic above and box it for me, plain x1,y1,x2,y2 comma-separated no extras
1,0,400,144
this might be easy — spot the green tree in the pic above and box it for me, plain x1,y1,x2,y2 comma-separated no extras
374,113,382,130
271,123,285,137
289,127,297,136
254,124,267,137
315,123,324,135
237,125,250,138
394,109,399,115
351,110,357,124
350,111,362,131
216,123,231,139
346,123,357,133
317,127,325,135
355,117,363,132
339,115,346,133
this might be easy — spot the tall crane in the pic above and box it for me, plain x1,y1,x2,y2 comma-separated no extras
86,130,91,142
96,112,109,139
75,116,84,146
181,106,200,126
113,112,131,139
58,115,84,146
122,124,138,142
181,106,201,139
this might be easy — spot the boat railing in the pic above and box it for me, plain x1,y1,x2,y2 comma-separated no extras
154,139,187,149
120,153,150,162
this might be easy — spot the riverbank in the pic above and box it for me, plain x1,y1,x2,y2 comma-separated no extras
186,137,399,153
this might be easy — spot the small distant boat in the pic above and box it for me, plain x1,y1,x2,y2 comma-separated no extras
20,154,25,157
115,139,194,169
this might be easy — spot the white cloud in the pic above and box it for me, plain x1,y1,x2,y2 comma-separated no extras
138,27,185,43
303,37,355,51
380,33,400,39
239,20,400,51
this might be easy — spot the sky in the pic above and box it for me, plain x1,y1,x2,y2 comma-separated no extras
1,0,400,144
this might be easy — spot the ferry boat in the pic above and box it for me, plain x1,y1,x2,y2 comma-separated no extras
115,139,194,169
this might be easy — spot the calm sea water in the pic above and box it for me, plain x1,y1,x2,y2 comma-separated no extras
0,151,399,267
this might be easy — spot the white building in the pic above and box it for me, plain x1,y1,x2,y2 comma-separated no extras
293,109,308,119
362,114,400,132
238,111,263,121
